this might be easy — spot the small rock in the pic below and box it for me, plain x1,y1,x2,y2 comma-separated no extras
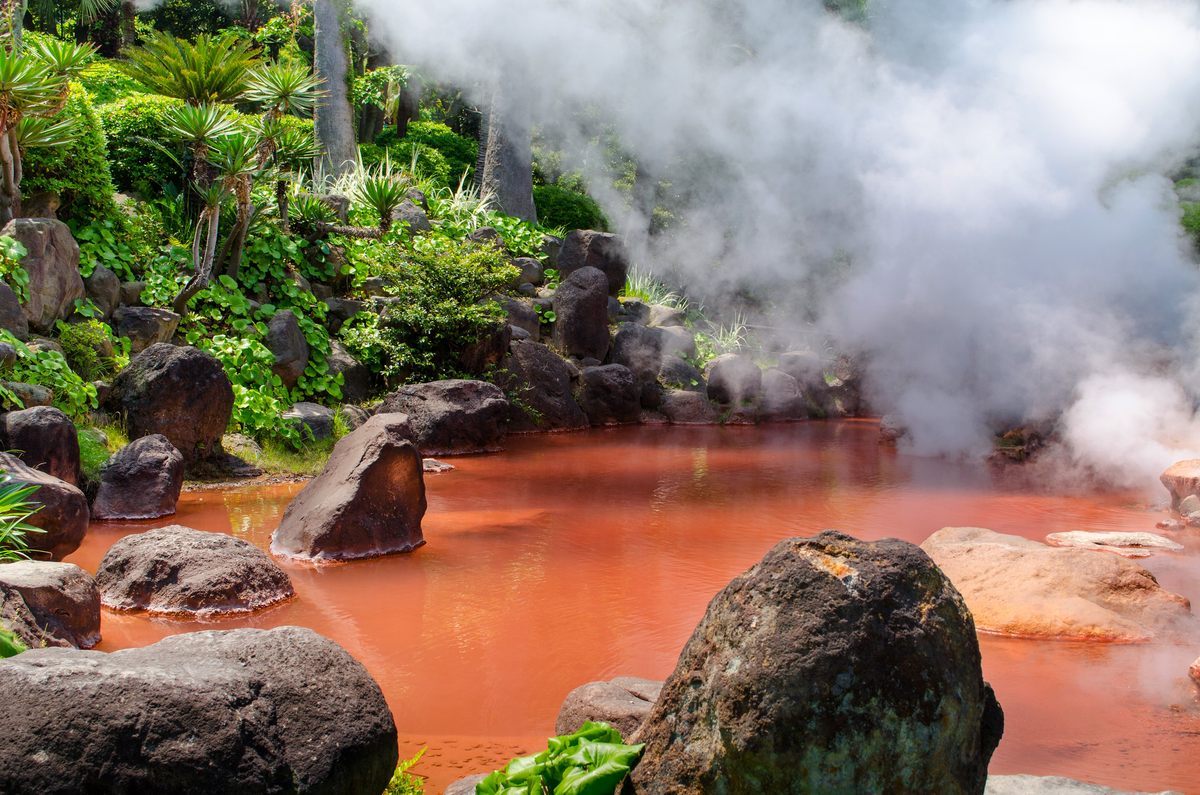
118,281,145,307
985,775,1182,795
513,257,543,286
91,435,184,521
112,306,180,354
647,304,686,328
267,309,310,390
706,353,763,405
0,406,80,485
339,404,370,431
468,226,504,248
282,402,335,442
423,458,454,474
1156,518,1184,530
0,561,100,648
660,389,719,424
83,265,120,320
390,200,431,233
556,677,662,738
1044,531,1183,557
1179,494,1200,515
445,775,488,795
880,413,909,443
0,341,15,369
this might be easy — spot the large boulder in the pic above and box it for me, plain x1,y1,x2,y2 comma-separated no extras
271,414,426,562
1161,460,1200,510
705,352,763,405
460,322,512,375
105,344,234,465
660,389,719,425
922,527,1193,642
577,364,641,426
761,368,808,421
267,309,310,389
83,264,120,320
111,307,181,355
97,526,294,615
556,230,630,297
0,561,99,649
552,266,611,362
628,532,1004,794
0,626,398,794
376,380,508,455
391,199,431,233
91,435,184,521
611,323,665,385
497,340,588,432
0,282,27,339
2,218,83,334
555,677,662,738
0,452,87,560
0,406,80,485
328,339,371,404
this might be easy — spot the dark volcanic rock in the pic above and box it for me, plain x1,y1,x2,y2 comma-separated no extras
0,452,87,560
328,340,371,404
271,414,426,562
705,352,763,405
0,626,398,795
105,344,234,466
323,297,367,333
628,532,1003,794
660,389,719,425
460,322,512,375
376,380,508,455
497,341,588,432
556,676,663,738
0,406,80,485
267,309,310,389
96,525,293,615
3,218,83,334
0,283,27,339
0,561,100,648
91,435,184,521
391,199,432,233
761,368,808,421
83,264,120,320
578,364,641,426
552,266,611,362
282,402,335,442
111,306,180,354
118,280,145,307
557,230,630,297
611,323,664,385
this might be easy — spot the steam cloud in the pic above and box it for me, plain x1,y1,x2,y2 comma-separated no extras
231,1,1200,488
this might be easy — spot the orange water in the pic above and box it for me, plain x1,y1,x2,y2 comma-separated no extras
66,423,1200,793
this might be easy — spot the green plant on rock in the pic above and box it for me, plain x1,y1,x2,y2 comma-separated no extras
0,477,44,563
356,165,410,235
0,233,28,302
0,329,98,417
56,319,126,381
383,747,425,795
477,722,644,795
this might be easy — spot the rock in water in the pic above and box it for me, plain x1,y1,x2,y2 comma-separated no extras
91,435,184,521
1044,531,1183,558
577,364,641,425
376,380,509,455
497,341,588,432
0,626,398,794
105,344,234,466
1160,459,1200,510
0,406,80,485
922,527,1192,642
2,218,83,334
271,414,426,562
0,561,100,648
628,531,1003,794
556,677,663,738
705,353,763,406
0,452,87,560
96,526,293,615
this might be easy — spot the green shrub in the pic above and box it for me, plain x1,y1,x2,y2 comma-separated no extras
340,237,518,383
478,722,644,795
383,120,477,184
361,141,451,187
1183,202,1200,247
78,425,127,483
384,749,426,795
0,330,99,418
56,320,127,382
0,235,29,304
534,184,608,232
97,93,189,195
78,62,148,106
22,83,122,228
0,626,25,658
140,0,235,37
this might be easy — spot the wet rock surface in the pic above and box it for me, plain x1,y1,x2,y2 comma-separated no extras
1044,531,1183,558
272,414,426,562
629,531,1002,794
578,364,641,425
660,388,720,424
377,379,509,455
97,525,293,615
0,452,87,560
0,626,398,795
1161,460,1200,510
922,527,1192,641
555,676,663,738
705,352,763,405
0,561,99,649
91,434,184,521
0,406,80,485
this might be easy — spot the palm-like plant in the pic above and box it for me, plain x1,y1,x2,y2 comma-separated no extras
356,166,409,234
122,32,259,106
0,477,44,563
162,103,237,186
209,131,264,280
270,126,320,229
247,61,326,121
172,181,229,318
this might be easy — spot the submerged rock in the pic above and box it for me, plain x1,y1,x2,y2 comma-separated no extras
0,626,398,795
628,531,1003,794
96,526,294,615
922,527,1192,642
1044,531,1183,558
0,452,87,560
0,561,99,648
91,435,184,521
0,405,80,486
376,379,509,455
271,414,426,562
556,676,662,738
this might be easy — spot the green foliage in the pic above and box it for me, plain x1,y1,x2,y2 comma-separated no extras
0,235,29,303
122,32,258,105
1183,202,1200,247
22,83,121,227
340,238,517,383
98,93,189,194
384,748,426,795
0,478,44,564
478,722,644,795
0,626,26,658
71,215,155,282
533,184,608,232
0,330,98,418
56,319,127,381
352,65,409,117
386,121,477,184
361,141,450,187
139,0,236,38
479,213,549,259
623,268,689,311
77,61,147,105
77,424,126,482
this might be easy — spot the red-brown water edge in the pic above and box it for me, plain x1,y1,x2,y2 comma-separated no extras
66,422,1200,793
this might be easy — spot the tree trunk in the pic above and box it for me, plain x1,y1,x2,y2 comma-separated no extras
173,207,222,318
312,0,358,183
480,85,537,223
0,127,19,224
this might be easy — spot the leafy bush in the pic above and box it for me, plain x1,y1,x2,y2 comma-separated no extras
340,238,517,383
71,215,158,282
361,141,450,187
98,93,192,195
0,626,25,658
0,235,29,303
1183,202,1200,248
0,478,44,564
386,120,477,184
56,319,127,381
78,425,127,483
22,83,122,227
78,62,148,106
534,184,608,232
478,722,644,795
140,0,236,38
0,330,99,418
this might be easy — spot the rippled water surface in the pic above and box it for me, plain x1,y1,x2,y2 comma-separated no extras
67,422,1200,793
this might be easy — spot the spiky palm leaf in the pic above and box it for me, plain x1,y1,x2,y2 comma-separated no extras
273,127,321,170
27,39,96,81
122,32,259,106
0,48,65,130
210,132,262,187
355,166,409,232
246,61,325,118
163,103,237,148
290,190,336,226
14,115,77,150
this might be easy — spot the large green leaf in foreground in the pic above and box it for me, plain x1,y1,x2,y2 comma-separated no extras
0,626,26,658
477,722,645,795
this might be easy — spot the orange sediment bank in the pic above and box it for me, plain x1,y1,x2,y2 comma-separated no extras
67,423,1200,793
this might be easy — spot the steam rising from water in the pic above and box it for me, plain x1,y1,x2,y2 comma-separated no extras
217,2,1200,487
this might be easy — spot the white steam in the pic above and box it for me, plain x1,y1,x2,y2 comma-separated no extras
370,1,1200,486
